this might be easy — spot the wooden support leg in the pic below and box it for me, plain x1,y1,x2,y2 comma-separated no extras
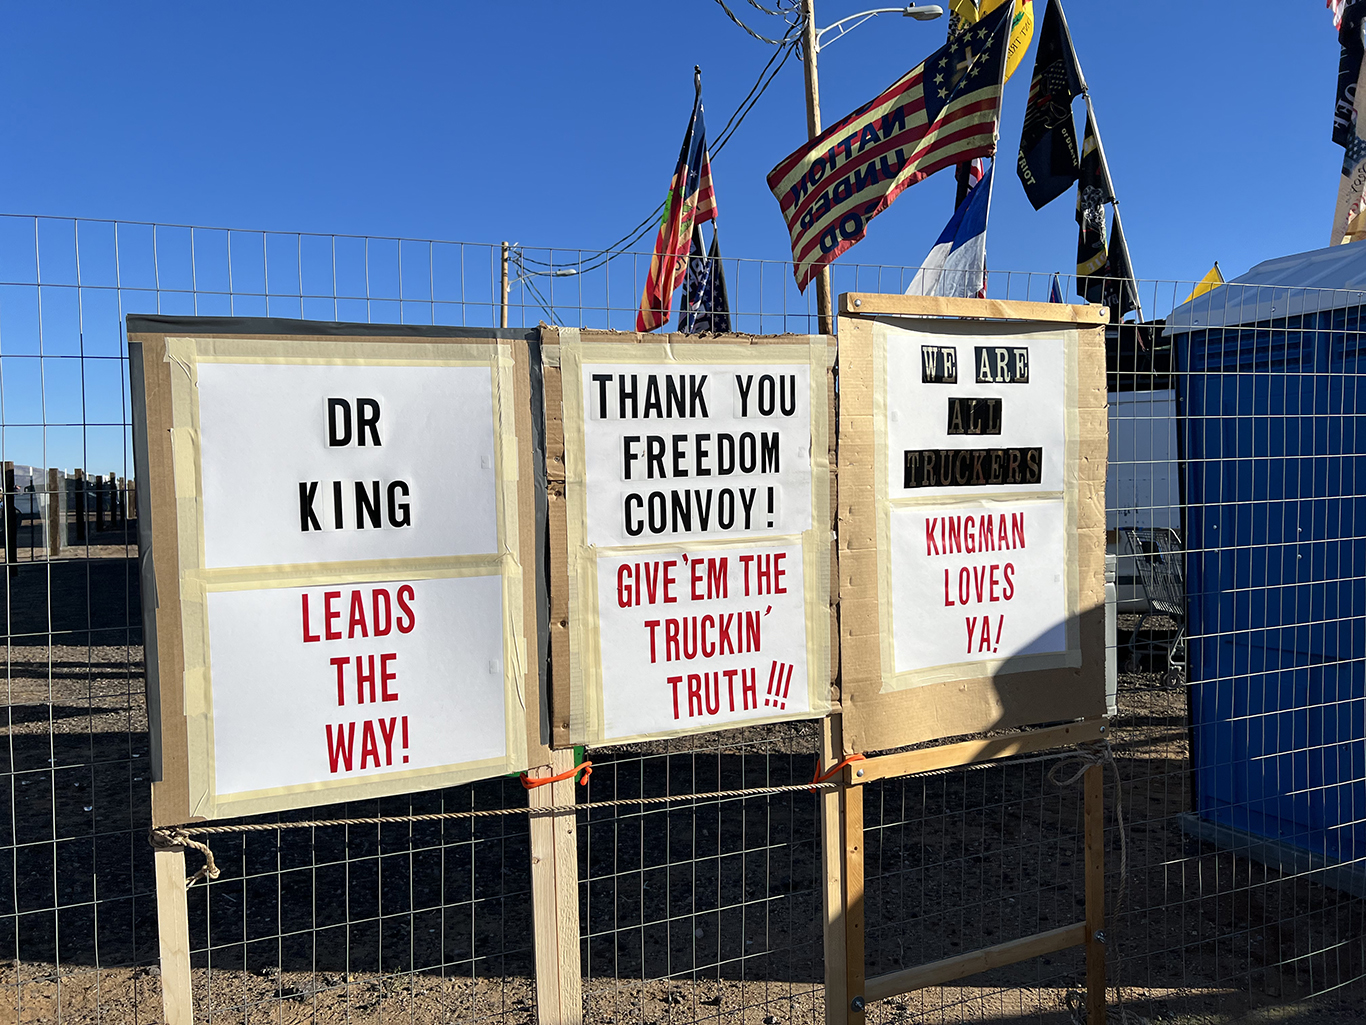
530,748,583,1025
154,847,193,1025
821,716,847,1025
1084,763,1107,1025
843,771,866,1025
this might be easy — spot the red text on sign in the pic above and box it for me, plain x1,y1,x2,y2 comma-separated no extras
325,715,409,772
642,609,767,663
329,653,399,705
302,585,416,641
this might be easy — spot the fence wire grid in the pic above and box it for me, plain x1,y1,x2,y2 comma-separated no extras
0,213,1362,1025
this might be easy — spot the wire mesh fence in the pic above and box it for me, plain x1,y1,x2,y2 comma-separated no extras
0,212,1362,1023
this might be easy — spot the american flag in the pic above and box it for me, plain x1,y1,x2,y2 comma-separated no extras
637,75,718,333
766,3,1011,290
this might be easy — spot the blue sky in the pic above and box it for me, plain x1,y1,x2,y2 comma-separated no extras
0,2,1347,476
0,2,1343,284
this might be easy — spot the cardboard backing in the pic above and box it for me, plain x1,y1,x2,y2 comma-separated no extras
835,294,1109,754
542,326,838,748
129,317,544,825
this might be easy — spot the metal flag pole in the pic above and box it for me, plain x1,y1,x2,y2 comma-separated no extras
1058,0,1144,324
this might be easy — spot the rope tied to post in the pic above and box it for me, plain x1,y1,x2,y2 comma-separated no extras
520,759,592,789
1049,738,1145,1025
809,752,866,791
148,826,222,890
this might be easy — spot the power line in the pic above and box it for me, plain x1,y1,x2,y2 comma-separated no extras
517,20,801,277
712,0,799,44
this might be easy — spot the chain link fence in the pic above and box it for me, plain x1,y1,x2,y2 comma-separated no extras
0,214,1362,1023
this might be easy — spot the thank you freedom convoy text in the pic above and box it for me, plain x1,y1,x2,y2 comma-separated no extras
579,363,816,741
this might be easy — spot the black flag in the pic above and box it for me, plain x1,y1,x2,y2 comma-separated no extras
1095,214,1140,322
681,226,730,335
1336,1,1366,147
1075,113,1111,302
1017,0,1085,209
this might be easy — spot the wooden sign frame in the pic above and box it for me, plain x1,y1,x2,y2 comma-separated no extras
541,326,838,748
835,294,1109,754
129,317,546,826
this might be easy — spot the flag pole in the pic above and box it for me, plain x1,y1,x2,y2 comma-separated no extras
1052,0,1145,322
1078,91,1145,323
800,0,835,335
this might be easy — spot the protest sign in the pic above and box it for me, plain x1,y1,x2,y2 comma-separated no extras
544,328,834,746
836,295,1108,753
130,318,538,823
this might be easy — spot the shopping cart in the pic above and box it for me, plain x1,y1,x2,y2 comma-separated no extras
1121,526,1187,686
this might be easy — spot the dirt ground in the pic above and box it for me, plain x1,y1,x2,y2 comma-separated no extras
0,549,1362,1024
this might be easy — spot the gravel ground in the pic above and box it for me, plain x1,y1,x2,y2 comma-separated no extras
0,552,1361,1024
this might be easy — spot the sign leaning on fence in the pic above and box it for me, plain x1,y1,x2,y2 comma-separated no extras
129,317,538,824
836,294,1108,752
544,327,834,746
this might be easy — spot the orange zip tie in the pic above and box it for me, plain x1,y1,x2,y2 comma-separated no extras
809,753,866,791
521,760,593,789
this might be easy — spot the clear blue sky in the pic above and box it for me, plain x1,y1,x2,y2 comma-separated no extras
0,2,1343,285
0,2,1346,478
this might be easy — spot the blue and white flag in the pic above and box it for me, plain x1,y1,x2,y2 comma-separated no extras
907,163,994,298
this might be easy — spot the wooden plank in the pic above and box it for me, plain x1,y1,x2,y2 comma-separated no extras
46,468,61,557
821,715,847,1025
541,342,574,750
843,780,865,1025
133,336,195,827
529,747,583,1025
851,720,1107,784
838,292,1110,325
1084,762,1108,1024
154,847,194,1025
864,922,1088,1002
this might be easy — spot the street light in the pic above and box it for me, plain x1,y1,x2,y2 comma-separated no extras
814,5,943,51
799,2,944,333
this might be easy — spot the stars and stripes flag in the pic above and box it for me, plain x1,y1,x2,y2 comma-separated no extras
637,72,718,333
766,2,1011,291
681,225,731,335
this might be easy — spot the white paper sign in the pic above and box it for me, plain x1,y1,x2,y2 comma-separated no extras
890,500,1067,672
596,544,808,738
886,332,1065,495
578,360,817,741
580,363,813,548
197,363,497,569
208,574,507,797
883,326,1073,678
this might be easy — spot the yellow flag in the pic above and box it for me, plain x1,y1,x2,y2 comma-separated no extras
1004,0,1035,82
950,0,1035,82
1184,263,1225,304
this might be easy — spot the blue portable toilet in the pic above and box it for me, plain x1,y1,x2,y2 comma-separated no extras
1166,244,1366,879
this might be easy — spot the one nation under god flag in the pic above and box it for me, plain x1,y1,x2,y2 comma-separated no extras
766,2,1011,290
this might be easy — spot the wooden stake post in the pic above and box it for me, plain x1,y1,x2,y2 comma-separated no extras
153,846,194,1025
828,294,1111,1022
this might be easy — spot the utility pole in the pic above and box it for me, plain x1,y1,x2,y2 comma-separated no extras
800,0,834,336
